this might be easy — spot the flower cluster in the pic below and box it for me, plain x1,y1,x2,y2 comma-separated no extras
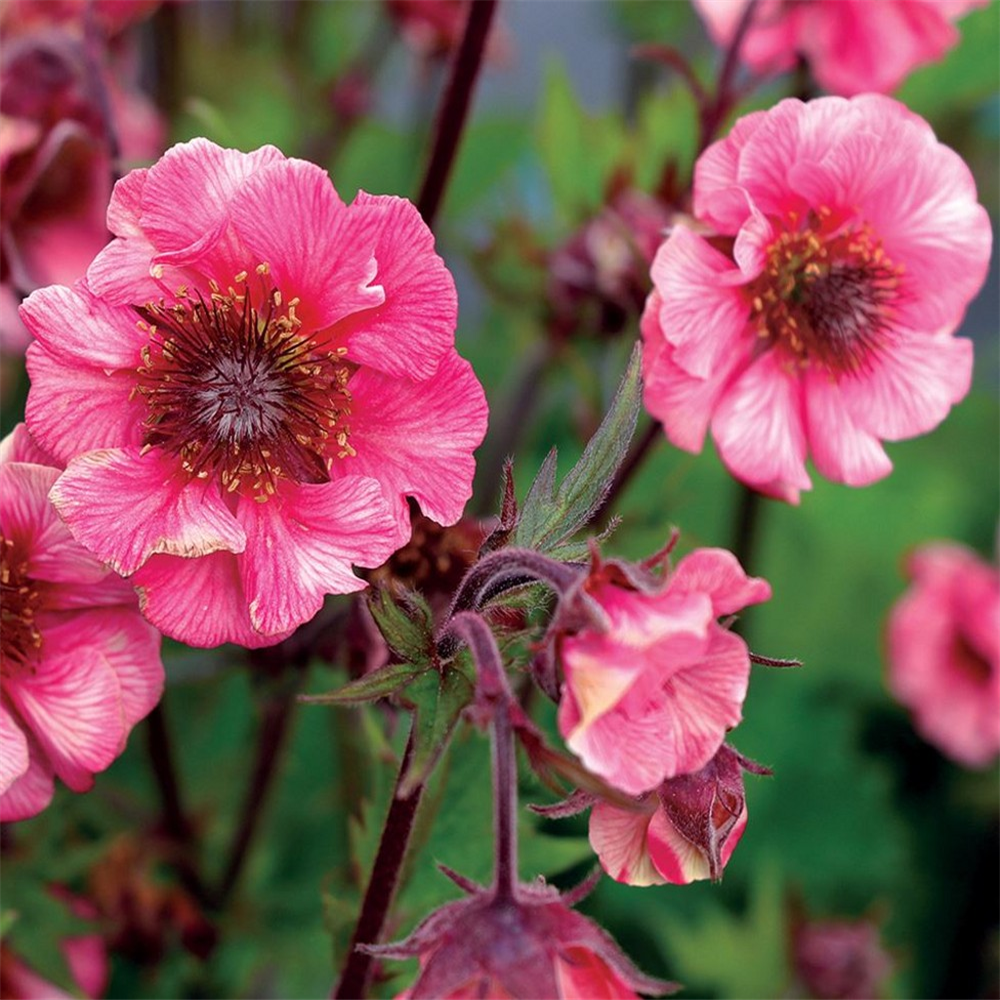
21,139,488,648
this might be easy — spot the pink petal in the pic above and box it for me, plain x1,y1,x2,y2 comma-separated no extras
19,283,145,369
804,368,894,486
711,351,811,503
236,477,399,638
589,801,665,886
335,350,488,544
646,804,747,884
333,191,457,380
132,550,285,649
838,335,973,442
0,953,73,999
4,635,126,791
667,548,772,617
139,139,285,262
24,342,145,464
64,936,109,1000
48,607,163,728
85,232,167,305
225,158,385,333
648,227,751,379
0,463,109,586
0,701,30,794
0,744,54,822
50,449,247,576
640,295,748,454
106,166,148,237
0,423,58,466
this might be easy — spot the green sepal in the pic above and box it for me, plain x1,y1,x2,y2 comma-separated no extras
515,343,641,554
367,586,436,664
299,660,430,706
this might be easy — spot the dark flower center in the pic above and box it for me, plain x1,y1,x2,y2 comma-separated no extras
133,266,354,500
1,534,41,671
951,631,992,685
747,209,904,374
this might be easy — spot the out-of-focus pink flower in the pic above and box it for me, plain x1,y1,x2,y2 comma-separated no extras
589,744,766,886
0,424,164,822
641,95,991,503
557,546,770,795
792,914,894,1000
692,0,986,96
0,0,159,38
0,889,109,1000
21,139,488,648
548,189,671,340
0,7,165,357
887,542,1000,767
385,0,511,64
371,875,674,999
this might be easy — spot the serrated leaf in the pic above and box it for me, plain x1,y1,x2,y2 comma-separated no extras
515,344,641,554
300,660,430,706
367,587,436,664
399,659,476,797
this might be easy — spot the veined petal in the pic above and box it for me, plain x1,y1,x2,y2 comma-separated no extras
333,192,457,380
589,801,665,887
50,449,247,576
0,745,54,822
667,548,771,616
237,477,399,638
0,701,30,794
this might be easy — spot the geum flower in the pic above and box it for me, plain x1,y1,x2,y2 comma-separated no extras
557,545,770,796
588,744,768,886
887,542,999,768
0,424,163,822
641,95,991,502
21,139,488,648
692,0,987,97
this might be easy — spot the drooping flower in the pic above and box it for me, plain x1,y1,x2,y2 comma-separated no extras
692,0,986,97
21,139,488,648
588,744,768,886
367,872,675,999
0,424,163,822
887,542,999,768
556,544,770,795
641,95,991,502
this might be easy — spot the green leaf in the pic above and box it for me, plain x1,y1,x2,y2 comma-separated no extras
0,910,17,939
515,343,641,553
368,587,436,664
299,661,430,706
400,658,476,797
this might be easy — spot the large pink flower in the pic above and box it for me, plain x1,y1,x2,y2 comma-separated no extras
641,95,991,502
557,547,770,795
887,542,1000,768
21,139,488,648
0,424,164,822
693,0,986,97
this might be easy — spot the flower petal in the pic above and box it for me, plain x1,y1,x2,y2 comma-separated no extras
0,744,54,822
0,701,30,794
335,350,488,544
237,477,399,638
668,548,772,617
589,801,665,886
50,449,247,576
333,192,457,380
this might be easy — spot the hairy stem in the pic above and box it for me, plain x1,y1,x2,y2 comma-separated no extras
333,727,425,1000
146,702,210,907
415,0,499,227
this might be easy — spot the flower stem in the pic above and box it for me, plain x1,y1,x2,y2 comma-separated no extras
146,701,210,907
333,726,425,1000
730,480,764,577
491,697,518,901
415,0,499,228
213,667,303,908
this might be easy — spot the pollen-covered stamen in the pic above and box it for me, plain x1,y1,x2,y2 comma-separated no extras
748,209,905,374
133,272,356,500
1,535,42,671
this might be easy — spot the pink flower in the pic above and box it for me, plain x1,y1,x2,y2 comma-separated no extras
641,95,991,502
792,914,894,1000
1,10,165,360
588,744,766,886
0,424,164,822
887,542,1000,768
369,874,674,999
692,0,986,97
21,139,488,648
557,546,770,795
